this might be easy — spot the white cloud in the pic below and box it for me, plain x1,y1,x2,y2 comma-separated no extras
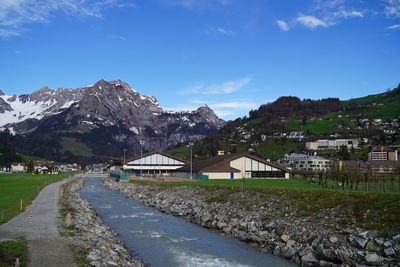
333,10,363,18
183,77,252,95
386,23,400,29
276,20,289,31
0,0,136,38
162,0,232,9
296,15,328,28
206,26,235,36
210,102,258,109
384,0,400,18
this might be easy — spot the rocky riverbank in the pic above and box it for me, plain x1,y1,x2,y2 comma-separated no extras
60,178,145,267
104,178,400,266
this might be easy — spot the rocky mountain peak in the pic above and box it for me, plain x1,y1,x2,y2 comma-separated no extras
0,90,4,96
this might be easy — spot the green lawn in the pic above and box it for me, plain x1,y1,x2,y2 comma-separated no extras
0,173,71,224
131,178,324,190
257,139,303,159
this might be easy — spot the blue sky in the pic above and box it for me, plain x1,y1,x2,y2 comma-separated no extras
0,0,399,120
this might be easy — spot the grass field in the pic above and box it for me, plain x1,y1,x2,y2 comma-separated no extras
0,237,29,267
0,173,71,224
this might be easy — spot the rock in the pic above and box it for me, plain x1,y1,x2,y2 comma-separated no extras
87,251,100,261
329,236,338,243
365,240,381,252
384,247,395,256
286,240,296,247
365,253,382,264
393,234,400,241
282,246,297,259
359,230,378,239
319,260,339,267
322,249,342,264
354,236,368,248
301,253,319,264
281,234,290,242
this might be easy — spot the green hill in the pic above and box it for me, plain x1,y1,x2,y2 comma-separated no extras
169,84,400,161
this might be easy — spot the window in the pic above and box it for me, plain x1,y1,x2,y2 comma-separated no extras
251,171,285,178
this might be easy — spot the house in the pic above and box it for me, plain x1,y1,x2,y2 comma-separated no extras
368,147,398,161
306,139,359,150
177,153,290,179
280,153,332,172
11,162,26,173
124,151,187,176
287,131,305,139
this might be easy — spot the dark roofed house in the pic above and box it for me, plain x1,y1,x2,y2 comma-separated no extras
179,153,290,179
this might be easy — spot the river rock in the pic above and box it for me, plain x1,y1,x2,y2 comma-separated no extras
354,237,368,248
384,247,395,256
365,253,382,264
365,240,380,252
281,234,290,242
302,253,319,264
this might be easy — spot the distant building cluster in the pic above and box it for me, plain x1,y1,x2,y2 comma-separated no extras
306,139,359,150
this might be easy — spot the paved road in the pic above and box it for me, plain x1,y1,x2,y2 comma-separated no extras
0,176,76,267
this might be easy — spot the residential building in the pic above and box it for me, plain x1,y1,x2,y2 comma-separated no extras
368,147,398,161
280,153,332,171
178,153,290,179
11,162,26,173
287,131,305,139
341,160,400,175
306,139,359,150
124,151,187,176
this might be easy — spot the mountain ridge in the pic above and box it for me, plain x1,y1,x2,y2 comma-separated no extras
0,79,225,163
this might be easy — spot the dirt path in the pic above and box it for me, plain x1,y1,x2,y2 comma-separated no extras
0,176,77,267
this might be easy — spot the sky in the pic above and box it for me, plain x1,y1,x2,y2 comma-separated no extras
0,0,399,120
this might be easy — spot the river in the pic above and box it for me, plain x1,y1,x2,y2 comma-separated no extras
79,177,295,267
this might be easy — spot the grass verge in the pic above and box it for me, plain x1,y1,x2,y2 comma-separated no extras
0,237,29,267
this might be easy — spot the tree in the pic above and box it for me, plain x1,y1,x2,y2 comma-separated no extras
338,145,350,160
27,160,34,173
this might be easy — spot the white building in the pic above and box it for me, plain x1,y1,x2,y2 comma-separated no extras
306,139,359,150
178,153,290,179
124,151,187,176
281,153,332,171
11,162,26,173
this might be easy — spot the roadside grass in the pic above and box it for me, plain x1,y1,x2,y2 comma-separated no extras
129,178,400,234
68,244,90,267
0,237,29,267
0,173,71,224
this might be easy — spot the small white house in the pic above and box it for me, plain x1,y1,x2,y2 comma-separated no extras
11,162,26,173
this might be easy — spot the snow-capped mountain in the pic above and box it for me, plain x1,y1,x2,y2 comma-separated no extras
0,80,225,162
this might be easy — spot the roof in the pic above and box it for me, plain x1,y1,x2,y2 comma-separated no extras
126,151,187,164
180,153,290,173
12,162,26,166
370,147,398,153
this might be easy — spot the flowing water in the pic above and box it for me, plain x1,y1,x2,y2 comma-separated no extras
79,177,296,267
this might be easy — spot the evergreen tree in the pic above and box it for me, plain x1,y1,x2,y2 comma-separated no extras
27,160,34,173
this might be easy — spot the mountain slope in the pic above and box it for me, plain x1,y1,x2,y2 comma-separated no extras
172,84,400,161
0,80,225,163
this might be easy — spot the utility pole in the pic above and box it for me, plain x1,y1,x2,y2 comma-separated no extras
188,142,194,180
123,148,127,173
140,140,144,177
